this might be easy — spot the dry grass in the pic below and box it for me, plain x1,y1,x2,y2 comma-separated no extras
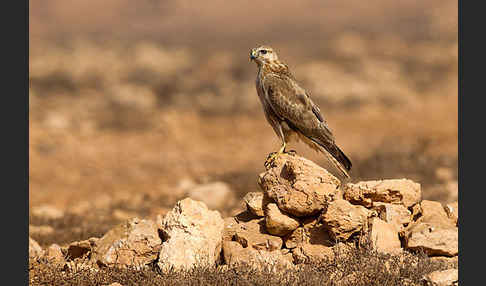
29,1,457,284
29,244,455,286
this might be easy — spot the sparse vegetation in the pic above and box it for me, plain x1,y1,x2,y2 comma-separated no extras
30,245,454,286
29,0,457,284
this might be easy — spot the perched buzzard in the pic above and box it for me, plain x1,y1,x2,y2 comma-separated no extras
250,45,352,178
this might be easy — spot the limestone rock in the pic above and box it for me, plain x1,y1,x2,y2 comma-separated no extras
243,192,268,217
321,199,370,241
185,181,235,210
67,237,98,260
369,217,402,255
283,217,333,249
29,225,55,236
222,241,293,270
292,244,335,264
418,200,456,228
344,179,421,208
92,218,161,267
265,203,300,237
157,198,224,271
423,269,458,286
44,244,65,265
258,153,342,217
403,222,458,256
444,201,458,225
29,237,43,258
372,202,411,231
224,213,283,251
31,205,64,220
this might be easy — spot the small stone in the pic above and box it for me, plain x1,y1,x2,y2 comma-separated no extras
112,209,138,221
29,237,43,258
372,202,411,231
264,203,300,236
243,192,268,217
419,200,455,228
44,244,65,265
292,244,335,264
321,199,370,241
369,217,402,255
227,216,283,251
31,205,64,220
66,237,98,261
344,179,421,208
222,241,293,270
443,201,458,225
157,198,224,271
29,225,55,236
283,217,333,249
404,222,458,256
423,269,458,286
93,218,161,267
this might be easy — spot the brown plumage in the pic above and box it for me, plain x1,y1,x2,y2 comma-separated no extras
250,45,352,178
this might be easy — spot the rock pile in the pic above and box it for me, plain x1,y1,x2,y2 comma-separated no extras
29,153,458,276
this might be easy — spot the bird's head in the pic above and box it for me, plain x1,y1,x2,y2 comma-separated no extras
250,46,279,66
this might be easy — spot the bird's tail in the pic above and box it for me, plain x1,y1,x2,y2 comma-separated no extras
322,146,352,179
310,138,352,179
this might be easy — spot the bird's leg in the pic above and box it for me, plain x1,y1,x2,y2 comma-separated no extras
265,124,291,168
278,141,287,155
265,138,287,168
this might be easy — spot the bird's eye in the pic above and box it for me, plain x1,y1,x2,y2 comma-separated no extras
260,50,267,55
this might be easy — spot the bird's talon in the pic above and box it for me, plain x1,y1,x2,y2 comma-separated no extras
265,152,280,168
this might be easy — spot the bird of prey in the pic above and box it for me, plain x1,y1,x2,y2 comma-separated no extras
250,45,352,178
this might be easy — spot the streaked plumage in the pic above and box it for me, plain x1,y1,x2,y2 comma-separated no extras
250,45,352,178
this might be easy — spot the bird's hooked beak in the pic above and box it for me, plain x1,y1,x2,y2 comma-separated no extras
250,49,257,61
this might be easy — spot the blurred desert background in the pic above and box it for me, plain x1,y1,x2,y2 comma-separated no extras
29,0,457,247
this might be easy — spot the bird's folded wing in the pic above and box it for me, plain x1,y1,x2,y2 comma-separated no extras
261,73,335,142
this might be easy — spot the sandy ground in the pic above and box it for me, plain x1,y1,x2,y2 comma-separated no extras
29,0,457,246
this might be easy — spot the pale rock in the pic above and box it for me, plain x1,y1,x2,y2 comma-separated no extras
243,192,268,217
292,244,335,264
258,153,342,217
112,209,138,221
222,241,293,270
284,217,333,249
444,201,458,225
369,217,402,255
29,237,43,258
344,179,421,208
29,225,55,236
372,202,411,231
31,205,64,220
418,200,456,228
403,222,458,256
44,244,65,265
265,203,300,236
423,269,458,286
435,167,454,182
92,218,161,267
321,199,370,240
223,212,283,251
185,181,235,210
157,198,224,271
